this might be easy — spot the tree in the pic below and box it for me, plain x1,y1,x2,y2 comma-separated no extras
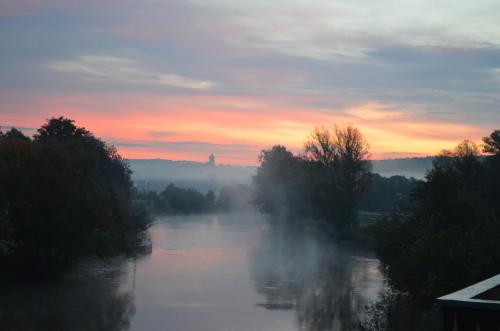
34,116,90,142
253,125,372,232
254,145,295,216
365,134,500,330
0,128,31,142
304,127,337,166
482,131,500,211
375,136,500,307
304,125,371,230
254,145,311,218
483,130,500,155
334,125,371,228
0,117,150,277
359,174,420,213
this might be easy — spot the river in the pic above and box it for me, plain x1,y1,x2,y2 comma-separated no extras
0,213,384,331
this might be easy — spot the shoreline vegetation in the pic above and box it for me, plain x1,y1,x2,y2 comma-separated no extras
134,183,254,215
361,133,500,331
250,125,500,331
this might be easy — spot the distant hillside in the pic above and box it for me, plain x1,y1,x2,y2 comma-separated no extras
128,156,435,192
372,157,434,179
128,159,256,193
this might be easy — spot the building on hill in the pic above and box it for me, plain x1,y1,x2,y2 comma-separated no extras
208,153,215,166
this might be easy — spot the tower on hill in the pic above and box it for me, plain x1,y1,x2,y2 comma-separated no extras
208,153,215,166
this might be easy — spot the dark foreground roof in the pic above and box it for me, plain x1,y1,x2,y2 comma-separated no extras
437,274,500,311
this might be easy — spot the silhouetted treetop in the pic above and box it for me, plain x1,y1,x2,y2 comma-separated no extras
34,116,92,142
258,145,295,165
304,127,337,166
483,130,500,155
304,125,370,166
452,139,480,158
335,125,370,162
0,128,30,142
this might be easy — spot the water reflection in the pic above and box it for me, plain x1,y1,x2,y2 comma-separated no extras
0,213,383,331
0,258,137,331
251,224,383,331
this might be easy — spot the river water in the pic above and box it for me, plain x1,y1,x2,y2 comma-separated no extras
0,213,384,331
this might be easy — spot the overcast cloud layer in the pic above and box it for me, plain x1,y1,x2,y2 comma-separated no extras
1,0,499,164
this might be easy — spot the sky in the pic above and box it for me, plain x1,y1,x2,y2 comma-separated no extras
1,0,499,165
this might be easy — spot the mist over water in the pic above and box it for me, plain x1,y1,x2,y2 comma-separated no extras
0,213,384,331
251,222,383,330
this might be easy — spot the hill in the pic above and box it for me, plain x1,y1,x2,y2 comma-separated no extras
128,156,435,192
371,157,434,179
128,159,256,193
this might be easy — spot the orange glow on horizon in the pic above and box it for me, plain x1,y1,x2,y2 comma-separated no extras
0,94,488,165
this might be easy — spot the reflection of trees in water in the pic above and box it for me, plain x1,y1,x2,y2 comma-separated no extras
250,225,382,331
0,258,137,331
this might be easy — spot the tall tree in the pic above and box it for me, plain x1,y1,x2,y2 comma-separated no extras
304,125,371,230
254,145,312,218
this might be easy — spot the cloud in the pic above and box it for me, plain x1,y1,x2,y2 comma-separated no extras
0,0,39,16
47,55,216,90
109,138,263,164
113,139,256,150
1,91,493,164
493,68,500,82
345,103,403,120
1,1,500,164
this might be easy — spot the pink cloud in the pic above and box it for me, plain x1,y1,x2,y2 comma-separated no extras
0,92,490,165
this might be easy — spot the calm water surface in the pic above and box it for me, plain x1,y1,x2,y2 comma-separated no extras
0,213,384,331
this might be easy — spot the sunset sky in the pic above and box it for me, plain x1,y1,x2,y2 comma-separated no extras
1,0,499,164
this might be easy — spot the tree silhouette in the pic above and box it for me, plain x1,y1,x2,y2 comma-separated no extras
0,128,31,142
304,127,338,167
34,117,90,142
483,130,500,155
0,117,150,277
304,125,371,231
372,131,500,329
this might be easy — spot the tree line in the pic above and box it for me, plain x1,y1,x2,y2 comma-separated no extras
135,183,254,214
363,131,500,330
253,125,500,329
0,117,151,278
